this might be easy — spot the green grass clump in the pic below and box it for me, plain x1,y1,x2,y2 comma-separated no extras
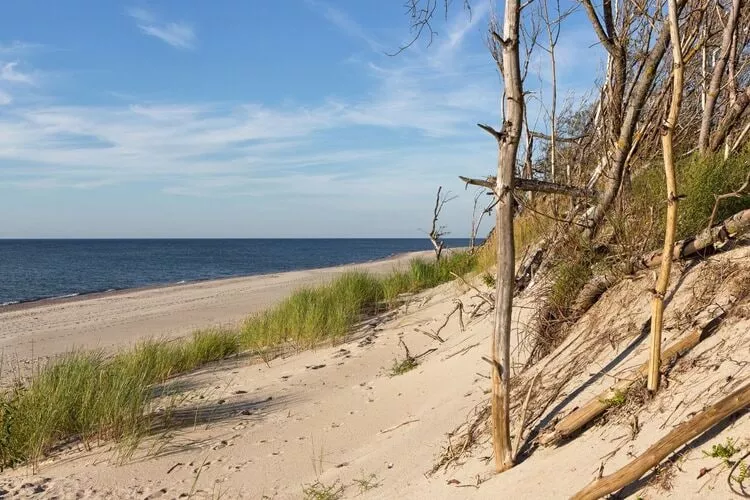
302,480,344,500
240,272,386,349
390,356,418,376
601,388,628,408
632,150,750,242
240,253,476,350
0,329,240,470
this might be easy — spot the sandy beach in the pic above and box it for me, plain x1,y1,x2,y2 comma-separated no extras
0,250,434,364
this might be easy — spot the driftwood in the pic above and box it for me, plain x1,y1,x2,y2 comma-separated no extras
539,309,727,446
572,381,750,500
572,207,750,316
450,272,494,308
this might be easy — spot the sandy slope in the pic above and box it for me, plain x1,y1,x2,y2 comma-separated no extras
2,246,750,499
0,250,433,364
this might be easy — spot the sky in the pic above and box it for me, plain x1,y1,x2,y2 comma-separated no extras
0,0,602,238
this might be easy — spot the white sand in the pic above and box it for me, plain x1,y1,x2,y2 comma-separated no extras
2,246,750,499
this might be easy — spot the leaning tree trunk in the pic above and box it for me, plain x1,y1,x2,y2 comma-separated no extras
489,0,524,473
698,0,743,155
648,0,684,393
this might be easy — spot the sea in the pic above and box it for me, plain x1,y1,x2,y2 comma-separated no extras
0,239,476,306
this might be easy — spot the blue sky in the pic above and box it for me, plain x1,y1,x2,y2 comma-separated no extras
0,1,601,238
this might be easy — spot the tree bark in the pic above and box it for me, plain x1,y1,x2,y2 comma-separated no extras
572,381,750,500
709,86,750,152
648,0,684,393
489,0,524,473
698,0,743,154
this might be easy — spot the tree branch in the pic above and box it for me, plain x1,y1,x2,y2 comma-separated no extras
459,176,598,199
529,130,588,143
477,123,505,142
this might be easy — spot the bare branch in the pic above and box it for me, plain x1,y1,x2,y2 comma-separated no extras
477,123,506,142
458,176,598,199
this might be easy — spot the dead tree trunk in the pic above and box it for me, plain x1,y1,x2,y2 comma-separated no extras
580,0,678,238
648,0,685,393
484,0,525,473
428,186,455,261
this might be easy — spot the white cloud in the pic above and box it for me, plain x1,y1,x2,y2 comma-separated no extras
0,89,11,105
128,7,196,49
1,62,36,85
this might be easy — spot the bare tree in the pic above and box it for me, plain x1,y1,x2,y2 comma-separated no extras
469,189,495,251
538,0,574,182
428,186,456,261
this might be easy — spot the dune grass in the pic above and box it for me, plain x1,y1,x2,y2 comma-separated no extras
240,252,476,350
0,252,476,470
0,328,239,470
632,150,750,244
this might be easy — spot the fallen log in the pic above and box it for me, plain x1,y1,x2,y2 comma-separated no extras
572,380,750,500
539,308,728,447
642,207,750,268
572,207,750,317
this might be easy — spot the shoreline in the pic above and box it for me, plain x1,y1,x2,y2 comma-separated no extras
0,249,430,314
0,249,437,364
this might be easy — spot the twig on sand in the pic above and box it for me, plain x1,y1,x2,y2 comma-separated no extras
415,348,438,360
450,272,494,308
416,328,445,343
379,419,421,434
435,300,466,336
444,343,481,360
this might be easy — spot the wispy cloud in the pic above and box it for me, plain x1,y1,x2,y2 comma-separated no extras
0,90,11,105
306,0,382,52
0,4,504,200
1,62,36,85
128,7,196,49
0,41,43,55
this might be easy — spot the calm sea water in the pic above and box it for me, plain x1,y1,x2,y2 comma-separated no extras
0,239,474,306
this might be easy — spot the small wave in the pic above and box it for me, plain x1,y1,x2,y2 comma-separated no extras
176,280,187,284
54,293,80,300
1,300,20,307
